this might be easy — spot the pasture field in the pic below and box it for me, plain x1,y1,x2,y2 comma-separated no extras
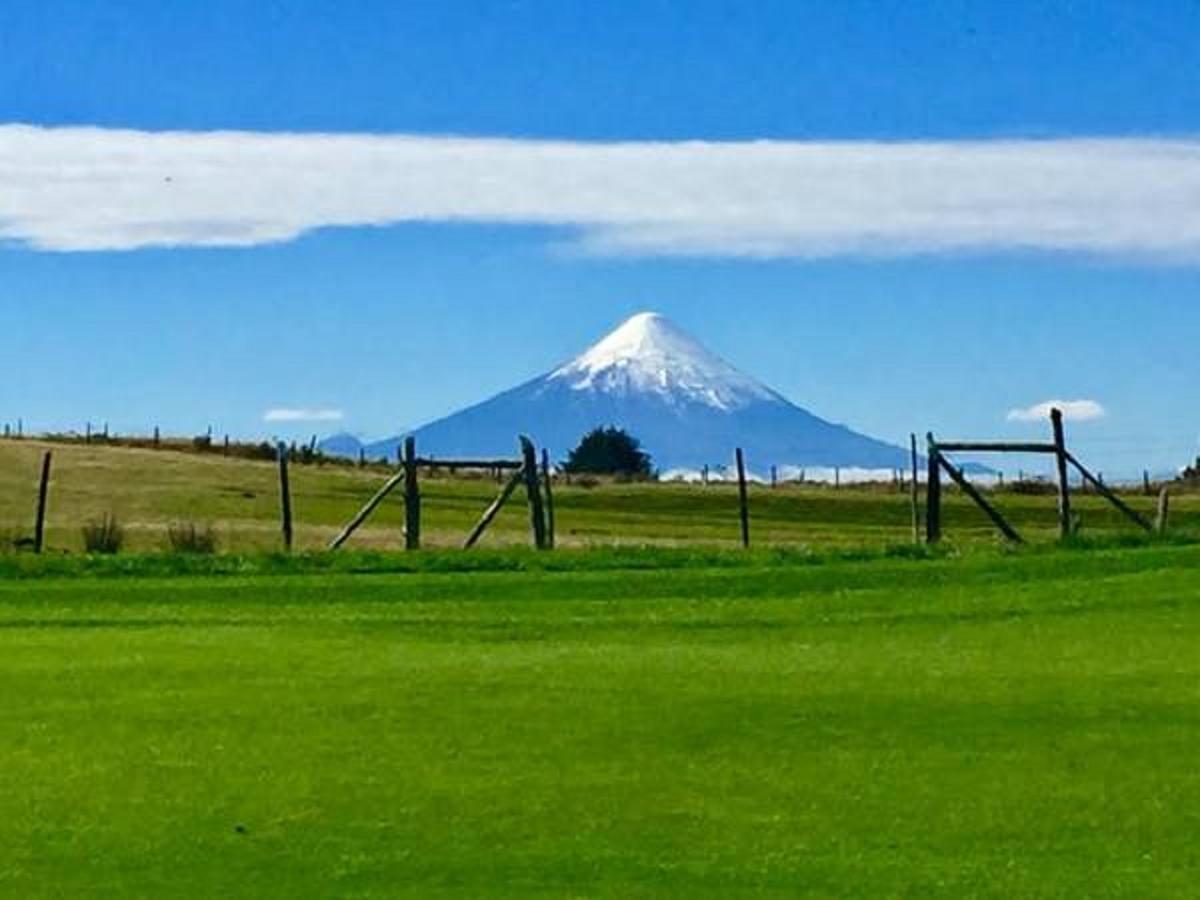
5,543,1200,896
0,439,1193,553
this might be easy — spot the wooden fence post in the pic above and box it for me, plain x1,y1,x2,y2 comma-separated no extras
519,436,547,550
1156,488,1171,534
1050,408,1073,539
33,450,52,554
328,468,407,550
1064,451,1153,533
277,442,293,552
938,453,1023,544
464,467,526,549
925,434,941,544
403,436,420,550
541,448,556,550
910,433,920,544
735,448,750,549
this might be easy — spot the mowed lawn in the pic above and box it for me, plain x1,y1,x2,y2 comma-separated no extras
5,545,1200,896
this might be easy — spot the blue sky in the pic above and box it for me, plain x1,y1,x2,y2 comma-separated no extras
3,0,1200,476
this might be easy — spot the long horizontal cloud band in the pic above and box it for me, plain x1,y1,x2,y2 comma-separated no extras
3,124,1200,257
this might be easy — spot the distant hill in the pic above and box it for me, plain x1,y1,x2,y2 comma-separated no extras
362,312,916,473
317,432,364,458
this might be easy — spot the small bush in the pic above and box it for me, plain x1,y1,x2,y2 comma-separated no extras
563,427,654,477
167,522,218,554
82,514,124,554
1004,479,1057,496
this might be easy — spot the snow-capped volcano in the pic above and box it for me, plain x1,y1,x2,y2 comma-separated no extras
362,312,910,471
548,312,776,411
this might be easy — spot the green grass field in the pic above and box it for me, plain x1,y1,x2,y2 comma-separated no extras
6,543,1200,896
1,439,1193,553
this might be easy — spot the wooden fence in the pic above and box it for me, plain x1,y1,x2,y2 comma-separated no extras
5,409,1173,553
924,407,1159,544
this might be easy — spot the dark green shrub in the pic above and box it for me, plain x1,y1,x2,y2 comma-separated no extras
563,427,653,477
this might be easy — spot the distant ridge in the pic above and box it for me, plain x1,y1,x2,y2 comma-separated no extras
358,312,913,473
317,432,364,458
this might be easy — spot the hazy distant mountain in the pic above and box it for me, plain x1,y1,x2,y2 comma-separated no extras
317,432,364,457
363,312,914,473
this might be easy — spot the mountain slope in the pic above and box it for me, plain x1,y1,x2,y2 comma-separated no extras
364,312,911,472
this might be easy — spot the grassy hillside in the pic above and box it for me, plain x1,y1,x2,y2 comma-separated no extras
5,543,1200,895
0,439,1191,553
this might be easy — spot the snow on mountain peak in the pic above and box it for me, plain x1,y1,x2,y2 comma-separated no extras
549,311,777,411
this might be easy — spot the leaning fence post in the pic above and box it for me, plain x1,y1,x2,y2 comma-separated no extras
1050,408,1073,539
403,436,420,550
1156,487,1171,534
277,442,293,552
735,447,750,549
519,436,547,550
925,434,941,544
541,448,556,550
909,433,920,544
33,450,52,554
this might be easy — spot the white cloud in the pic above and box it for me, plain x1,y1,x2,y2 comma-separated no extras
1007,400,1107,423
263,408,344,423
4,125,1200,259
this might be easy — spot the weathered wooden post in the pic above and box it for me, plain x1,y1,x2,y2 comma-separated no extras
464,467,525,549
938,453,1023,544
925,434,941,544
910,433,920,544
33,450,52,554
519,436,547,550
735,448,750,549
1050,408,1073,539
1156,487,1171,534
328,468,407,550
541,448,556,550
277,442,293,552
403,436,420,550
